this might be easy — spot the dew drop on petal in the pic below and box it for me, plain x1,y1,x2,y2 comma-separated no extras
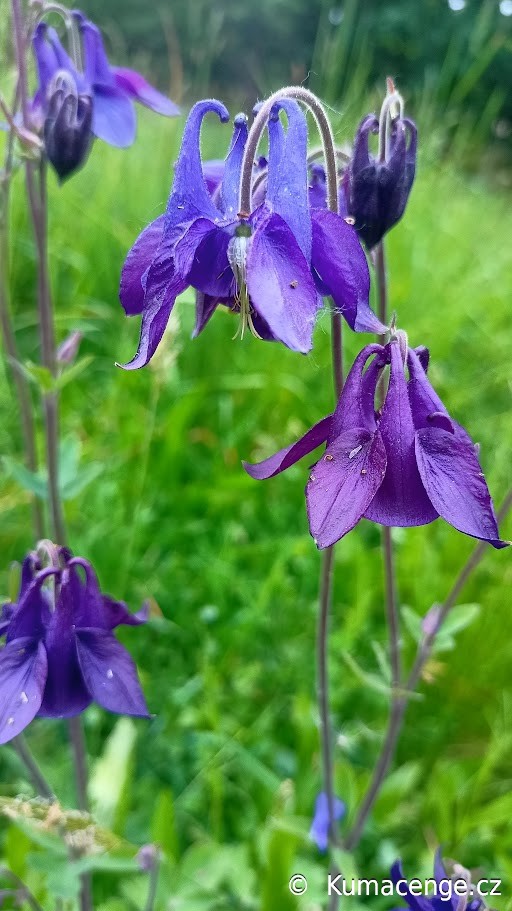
106,668,114,679
7,717,14,725
20,691,28,704
348,445,362,459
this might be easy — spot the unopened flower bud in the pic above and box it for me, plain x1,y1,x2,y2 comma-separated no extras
347,87,417,250
57,330,82,365
44,71,93,182
136,843,159,872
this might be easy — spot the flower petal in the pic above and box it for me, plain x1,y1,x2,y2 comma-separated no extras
102,596,149,630
76,629,149,717
329,343,385,441
307,428,387,548
0,638,47,744
311,209,385,334
407,347,472,446
219,113,248,218
202,159,225,197
389,861,432,911
91,84,136,147
172,218,232,298
365,341,438,527
415,427,508,548
267,100,311,260
112,67,179,116
32,23,59,96
243,416,332,480
120,216,165,316
118,271,187,370
166,100,229,230
247,211,319,353
193,292,222,337
309,792,346,852
75,15,114,86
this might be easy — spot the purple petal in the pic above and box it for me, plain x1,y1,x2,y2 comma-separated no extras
166,100,229,230
7,568,57,641
0,638,47,744
243,416,332,480
389,861,432,911
32,23,59,96
118,271,187,370
46,26,85,90
76,15,114,86
112,67,179,116
330,343,385,441
415,427,507,548
407,347,472,446
309,792,346,852
202,159,225,197
307,428,387,548
37,569,92,717
102,596,149,630
120,216,165,316
219,113,248,218
365,341,438,527
193,292,222,337
267,100,312,260
247,211,319,353
76,630,149,717
91,84,136,147
311,209,385,334
172,218,232,298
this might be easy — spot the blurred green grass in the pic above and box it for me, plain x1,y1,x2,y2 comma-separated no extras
1,107,512,909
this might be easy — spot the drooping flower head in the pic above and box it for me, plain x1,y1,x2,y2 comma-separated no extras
309,792,346,852
0,544,149,744
244,335,508,550
347,80,417,250
391,850,487,909
30,9,178,177
119,97,385,368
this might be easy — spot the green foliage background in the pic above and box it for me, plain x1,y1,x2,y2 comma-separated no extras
1,0,512,908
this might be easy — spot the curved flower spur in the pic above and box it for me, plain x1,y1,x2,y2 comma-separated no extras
0,545,149,744
244,335,508,550
118,95,385,368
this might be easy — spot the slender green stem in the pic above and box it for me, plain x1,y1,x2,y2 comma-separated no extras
143,854,161,911
344,488,512,851
0,868,45,911
12,735,55,801
68,715,89,811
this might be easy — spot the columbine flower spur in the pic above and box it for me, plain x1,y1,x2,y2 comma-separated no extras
0,546,149,743
119,98,385,368
244,336,507,550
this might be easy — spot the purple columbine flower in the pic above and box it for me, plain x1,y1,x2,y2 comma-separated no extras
32,14,178,153
118,98,385,368
347,107,417,250
0,548,149,744
42,70,93,181
244,337,507,550
309,792,346,852
391,850,486,909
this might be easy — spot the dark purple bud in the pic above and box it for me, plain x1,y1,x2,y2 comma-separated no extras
348,89,417,249
57,330,83,365
43,71,93,181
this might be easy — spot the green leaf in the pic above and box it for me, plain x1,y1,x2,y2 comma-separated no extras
56,355,93,390
90,717,137,831
2,456,47,498
17,361,54,393
151,789,178,860
60,462,103,500
401,605,423,643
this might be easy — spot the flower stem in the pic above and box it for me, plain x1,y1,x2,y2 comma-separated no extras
68,715,89,811
0,868,45,911
12,735,55,801
239,86,338,216
143,855,161,911
344,487,512,850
